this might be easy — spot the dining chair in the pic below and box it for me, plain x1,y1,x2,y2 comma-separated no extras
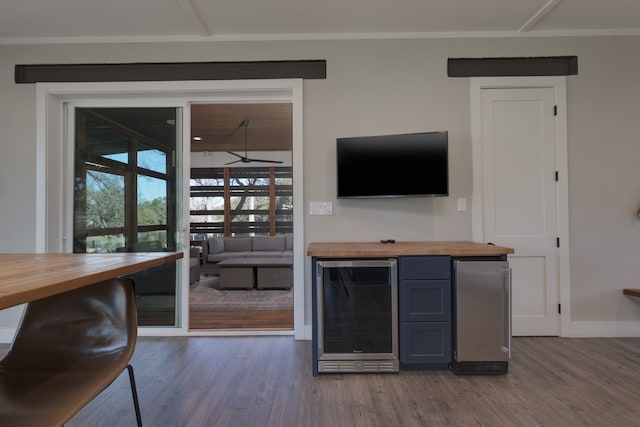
0,277,142,427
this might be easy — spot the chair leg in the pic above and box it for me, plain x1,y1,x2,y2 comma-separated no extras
126,364,143,427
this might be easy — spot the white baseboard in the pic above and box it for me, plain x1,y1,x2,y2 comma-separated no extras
561,320,640,338
300,324,312,341
3,327,312,343
4,321,635,344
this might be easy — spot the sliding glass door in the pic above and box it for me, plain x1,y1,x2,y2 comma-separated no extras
41,80,302,336
73,107,181,326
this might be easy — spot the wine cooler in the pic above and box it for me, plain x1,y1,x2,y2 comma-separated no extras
315,259,398,373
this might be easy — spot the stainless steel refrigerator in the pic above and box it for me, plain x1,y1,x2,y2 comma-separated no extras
452,260,511,375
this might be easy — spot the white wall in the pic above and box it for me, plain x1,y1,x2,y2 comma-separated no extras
1,36,640,336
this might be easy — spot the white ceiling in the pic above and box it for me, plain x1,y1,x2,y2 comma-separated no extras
1,0,639,44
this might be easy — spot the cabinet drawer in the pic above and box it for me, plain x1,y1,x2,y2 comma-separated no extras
400,256,450,280
400,322,451,364
400,280,451,321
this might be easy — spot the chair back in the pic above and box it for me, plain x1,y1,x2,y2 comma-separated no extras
0,277,140,427
2,277,137,371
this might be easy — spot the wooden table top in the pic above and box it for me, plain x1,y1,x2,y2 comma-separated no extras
307,241,514,257
0,252,183,310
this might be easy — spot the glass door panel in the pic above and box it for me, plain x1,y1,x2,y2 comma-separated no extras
74,107,180,327
83,169,126,252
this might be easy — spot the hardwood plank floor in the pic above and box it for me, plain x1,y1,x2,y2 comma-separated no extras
189,309,293,330
189,273,294,330
3,337,639,426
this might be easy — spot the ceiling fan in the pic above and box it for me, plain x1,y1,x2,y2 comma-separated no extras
225,119,283,165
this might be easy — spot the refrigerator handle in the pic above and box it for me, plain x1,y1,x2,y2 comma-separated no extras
505,267,512,358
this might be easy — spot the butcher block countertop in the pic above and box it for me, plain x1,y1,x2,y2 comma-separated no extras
307,241,514,257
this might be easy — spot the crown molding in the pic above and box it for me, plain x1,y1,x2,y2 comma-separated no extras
1,28,640,45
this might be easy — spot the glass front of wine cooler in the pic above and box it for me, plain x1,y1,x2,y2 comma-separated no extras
316,259,398,373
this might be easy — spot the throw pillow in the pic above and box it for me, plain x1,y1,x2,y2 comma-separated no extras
224,237,253,252
253,235,286,251
208,237,224,254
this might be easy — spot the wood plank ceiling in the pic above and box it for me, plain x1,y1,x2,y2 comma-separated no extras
80,103,292,155
190,103,292,153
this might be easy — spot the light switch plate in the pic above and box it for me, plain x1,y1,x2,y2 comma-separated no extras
457,198,467,212
310,201,333,215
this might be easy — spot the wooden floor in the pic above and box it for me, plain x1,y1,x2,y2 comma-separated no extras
189,272,294,330
5,336,638,427
189,309,293,330
137,308,294,330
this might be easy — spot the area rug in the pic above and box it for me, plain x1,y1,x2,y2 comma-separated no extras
189,276,293,311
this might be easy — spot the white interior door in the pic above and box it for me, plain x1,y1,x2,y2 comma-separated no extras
473,82,563,336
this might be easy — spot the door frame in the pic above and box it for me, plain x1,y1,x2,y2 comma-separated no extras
35,79,306,339
470,76,571,337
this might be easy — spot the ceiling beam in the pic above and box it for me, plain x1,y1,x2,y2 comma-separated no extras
519,0,565,33
15,60,327,83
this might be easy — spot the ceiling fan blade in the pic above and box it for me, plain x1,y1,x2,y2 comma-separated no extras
224,158,244,165
226,151,244,159
243,157,283,164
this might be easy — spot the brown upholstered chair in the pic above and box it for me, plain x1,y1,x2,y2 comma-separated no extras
0,277,142,426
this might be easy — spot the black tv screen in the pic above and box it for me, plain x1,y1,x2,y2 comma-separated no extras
336,131,448,198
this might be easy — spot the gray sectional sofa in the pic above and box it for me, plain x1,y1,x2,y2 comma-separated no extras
201,234,293,275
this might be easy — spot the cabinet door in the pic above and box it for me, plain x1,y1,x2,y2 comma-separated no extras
400,322,452,364
400,280,451,322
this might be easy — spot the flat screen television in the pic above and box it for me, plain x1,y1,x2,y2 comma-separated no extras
336,131,448,198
